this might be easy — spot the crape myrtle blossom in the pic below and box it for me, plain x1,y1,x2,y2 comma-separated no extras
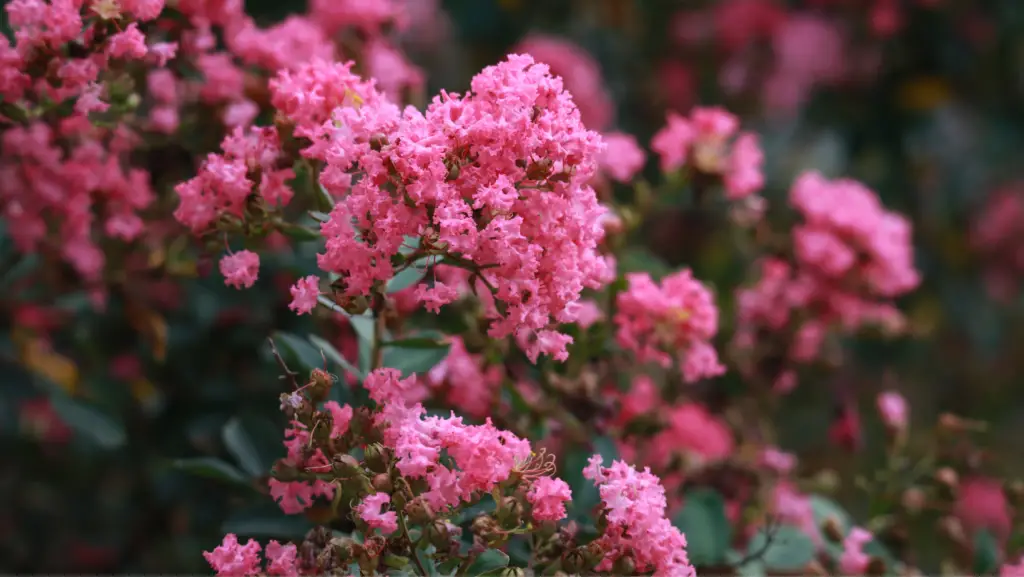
204,534,298,576
305,54,614,363
615,269,725,382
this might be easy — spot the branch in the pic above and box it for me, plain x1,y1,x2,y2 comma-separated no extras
267,337,301,389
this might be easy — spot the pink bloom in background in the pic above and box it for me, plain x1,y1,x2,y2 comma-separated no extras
514,35,615,130
615,270,725,382
527,477,573,522
426,337,502,419
764,14,845,115
357,493,398,535
599,132,646,183
309,0,407,36
19,398,72,444
616,374,660,425
226,15,335,71
656,60,696,113
654,403,735,467
288,276,320,314
712,0,785,53
651,107,765,199
955,476,1012,545
1004,557,1024,577
760,447,796,474
876,391,908,432
219,250,260,289
365,39,424,102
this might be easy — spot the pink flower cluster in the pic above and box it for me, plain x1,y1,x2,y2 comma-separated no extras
513,35,615,130
301,54,614,362
0,0,167,286
615,270,725,383
971,184,1024,302
583,456,696,577
204,534,297,576
366,368,536,511
651,106,765,200
734,172,920,387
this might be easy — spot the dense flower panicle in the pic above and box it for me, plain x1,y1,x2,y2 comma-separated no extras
312,54,614,363
790,172,919,297
526,477,572,522
0,121,154,282
513,35,615,130
309,0,408,36
583,457,696,577
955,476,1012,545
615,270,725,382
357,492,399,535
226,15,335,72
173,126,293,232
426,337,503,418
219,250,260,289
599,132,646,183
364,39,425,102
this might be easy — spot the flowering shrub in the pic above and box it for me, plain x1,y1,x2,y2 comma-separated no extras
4,1,1024,576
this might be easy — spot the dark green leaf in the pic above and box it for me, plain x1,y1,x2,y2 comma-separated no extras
672,488,731,565
973,529,1000,575
387,263,429,293
309,210,330,223
309,334,363,380
746,525,816,571
170,457,249,486
278,222,322,242
382,342,451,377
383,336,449,349
49,394,126,449
272,332,323,372
466,548,509,576
618,247,672,280
222,416,271,478
416,548,440,577
222,504,313,540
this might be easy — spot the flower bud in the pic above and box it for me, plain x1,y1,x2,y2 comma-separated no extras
935,467,958,492
427,519,451,549
328,536,360,563
364,443,389,473
334,454,362,475
902,487,926,514
405,496,434,525
369,133,388,151
865,556,888,577
497,496,523,529
308,368,333,403
562,549,586,574
472,515,501,542
822,517,844,543
582,541,605,567
372,473,392,493
613,555,636,575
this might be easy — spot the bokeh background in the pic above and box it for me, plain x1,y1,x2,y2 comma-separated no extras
4,0,1024,573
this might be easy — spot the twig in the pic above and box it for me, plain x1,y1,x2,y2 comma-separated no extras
729,516,781,569
267,337,301,389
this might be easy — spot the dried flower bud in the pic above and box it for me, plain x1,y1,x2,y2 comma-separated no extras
334,454,362,474
866,556,888,577
364,443,389,473
472,515,501,542
369,133,388,151
613,555,636,575
562,549,586,574
372,473,392,493
328,536,360,563
308,368,333,402
582,541,605,567
405,496,434,525
497,496,523,528
428,519,451,549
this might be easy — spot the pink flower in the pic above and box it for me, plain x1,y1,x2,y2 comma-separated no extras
724,132,764,199
323,401,353,438
288,276,320,315
219,250,260,289
1003,556,1024,577
583,457,696,576
514,35,615,130
203,534,262,577
107,23,148,60
760,447,796,474
426,337,501,419
615,270,724,381
653,403,734,467
651,112,694,172
955,476,1012,545
527,477,573,522
264,541,297,576
357,493,398,535
839,527,873,574
600,132,646,183
876,391,907,432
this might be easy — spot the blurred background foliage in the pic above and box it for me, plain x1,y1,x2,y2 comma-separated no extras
4,0,1024,573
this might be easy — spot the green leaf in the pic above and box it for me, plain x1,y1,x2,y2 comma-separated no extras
382,342,451,377
746,525,816,572
672,488,731,566
973,529,1000,575
725,549,766,577
317,295,345,313
387,257,434,293
49,394,126,449
222,416,271,478
170,457,249,486
466,548,509,576
309,334,364,381
222,504,313,540
416,548,440,577
618,247,672,280
272,332,323,372
278,222,322,241
564,436,618,521
309,211,330,223
383,336,449,349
